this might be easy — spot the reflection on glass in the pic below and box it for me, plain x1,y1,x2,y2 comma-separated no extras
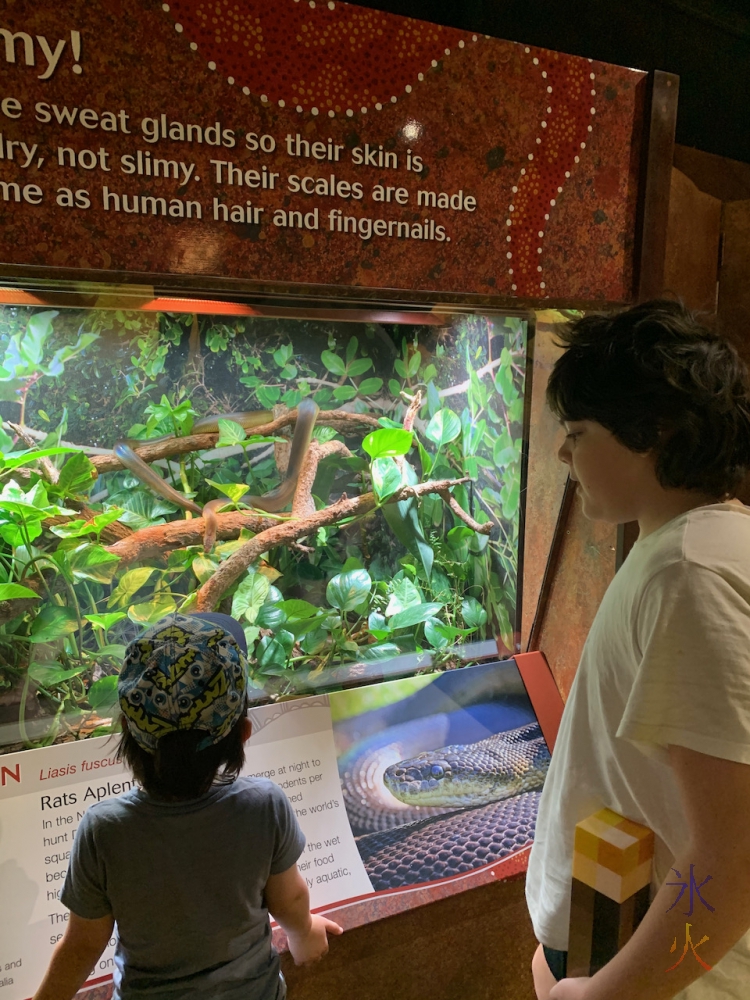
0,302,527,750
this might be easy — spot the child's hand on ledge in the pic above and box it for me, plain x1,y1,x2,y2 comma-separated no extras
287,914,343,967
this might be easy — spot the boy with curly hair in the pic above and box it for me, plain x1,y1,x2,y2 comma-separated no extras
31,612,342,1000
526,300,750,1000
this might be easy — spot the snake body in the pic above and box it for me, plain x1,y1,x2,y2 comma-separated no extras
112,399,319,551
339,707,550,889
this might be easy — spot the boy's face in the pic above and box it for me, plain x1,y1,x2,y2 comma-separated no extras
557,420,656,523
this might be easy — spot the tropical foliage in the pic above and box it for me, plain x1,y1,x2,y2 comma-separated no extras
0,306,526,749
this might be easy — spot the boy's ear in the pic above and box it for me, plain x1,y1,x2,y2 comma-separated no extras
241,715,252,743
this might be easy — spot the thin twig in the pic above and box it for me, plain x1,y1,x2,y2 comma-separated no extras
438,488,494,534
6,422,60,483
438,358,503,398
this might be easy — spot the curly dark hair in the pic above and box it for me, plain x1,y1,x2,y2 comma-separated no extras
546,299,750,498
116,711,247,800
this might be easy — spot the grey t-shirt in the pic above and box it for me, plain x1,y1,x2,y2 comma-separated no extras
61,777,305,1000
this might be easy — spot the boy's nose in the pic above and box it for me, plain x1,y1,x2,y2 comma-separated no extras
557,439,572,465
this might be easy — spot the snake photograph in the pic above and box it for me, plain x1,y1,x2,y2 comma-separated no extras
333,660,551,891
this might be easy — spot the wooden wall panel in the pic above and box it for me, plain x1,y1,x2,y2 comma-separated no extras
663,168,721,312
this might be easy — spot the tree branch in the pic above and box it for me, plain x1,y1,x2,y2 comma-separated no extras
89,408,381,475
438,488,494,534
291,440,353,519
105,510,275,564
193,476,471,611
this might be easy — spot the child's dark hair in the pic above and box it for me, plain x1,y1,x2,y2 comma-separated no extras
546,299,750,498
116,711,247,800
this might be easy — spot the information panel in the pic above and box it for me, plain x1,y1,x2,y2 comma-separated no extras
0,0,647,302
0,658,552,999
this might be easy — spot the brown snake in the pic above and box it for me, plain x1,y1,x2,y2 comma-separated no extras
112,399,319,551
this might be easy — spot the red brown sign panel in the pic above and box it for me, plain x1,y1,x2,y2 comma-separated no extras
0,0,646,302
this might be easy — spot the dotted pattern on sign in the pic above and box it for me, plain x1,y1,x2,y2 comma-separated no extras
162,0,472,115
505,50,596,297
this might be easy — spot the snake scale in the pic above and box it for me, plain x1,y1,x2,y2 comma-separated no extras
338,710,550,890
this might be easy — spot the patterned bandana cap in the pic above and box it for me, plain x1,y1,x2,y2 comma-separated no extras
118,614,248,754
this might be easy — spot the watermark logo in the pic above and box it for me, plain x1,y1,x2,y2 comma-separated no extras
666,865,714,972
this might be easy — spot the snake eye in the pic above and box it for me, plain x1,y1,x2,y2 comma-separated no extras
430,764,445,778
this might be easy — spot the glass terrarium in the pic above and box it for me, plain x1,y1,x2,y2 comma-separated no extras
0,297,528,751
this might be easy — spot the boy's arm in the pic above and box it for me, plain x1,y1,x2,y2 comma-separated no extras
551,745,750,1000
32,912,114,1000
265,864,343,966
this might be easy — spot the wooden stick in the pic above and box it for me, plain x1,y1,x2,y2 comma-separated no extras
438,488,494,534
90,409,381,475
194,476,471,610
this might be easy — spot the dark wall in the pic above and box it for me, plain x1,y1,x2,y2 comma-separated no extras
365,0,750,165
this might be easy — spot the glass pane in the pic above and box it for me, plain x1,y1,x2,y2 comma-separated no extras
0,301,528,751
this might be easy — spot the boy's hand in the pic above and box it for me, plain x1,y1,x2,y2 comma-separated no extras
287,915,343,966
549,976,592,999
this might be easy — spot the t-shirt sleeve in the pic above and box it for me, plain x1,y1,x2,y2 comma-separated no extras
618,560,750,765
60,808,113,919
268,783,306,875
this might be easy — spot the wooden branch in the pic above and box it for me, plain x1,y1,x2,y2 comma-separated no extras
194,476,470,611
402,390,422,433
7,422,59,484
291,440,353,519
438,489,494,534
90,408,381,475
105,510,275,564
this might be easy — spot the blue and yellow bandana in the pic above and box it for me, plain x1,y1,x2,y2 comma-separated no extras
118,614,248,753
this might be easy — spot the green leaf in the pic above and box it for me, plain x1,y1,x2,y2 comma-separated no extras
277,599,320,620
371,457,403,502
216,419,247,446
0,446,79,472
232,572,271,624
424,618,461,649
333,385,357,402
88,675,119,713
255,602,288,630
127,595,176,624
385,577,422,616
49,508,126,539
256,635,288,671
389,602,444,629
192,555,219,584
358,377,383,395
108,566,157,608
462,596,488,629
345,337,358,364
57,452,96,496
205,480,249,505
68,543,121,584
394,358,408,378
29,605,79,643
275,629,296,654
382,462,433,581
388,378,402,396
347,358,373,377
321,350,346,375
425,408,461,446
84,612,127,631
362,428,413,459
0,582,39,600
97,644,127,660
407,350,421,377
361,642,401,661
300,627,329,655
29,662,88,685
326,568,372,612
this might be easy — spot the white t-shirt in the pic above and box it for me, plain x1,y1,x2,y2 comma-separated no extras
525,503,750,999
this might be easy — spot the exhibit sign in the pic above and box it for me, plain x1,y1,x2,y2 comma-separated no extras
0,657,554,999
0,0,646,301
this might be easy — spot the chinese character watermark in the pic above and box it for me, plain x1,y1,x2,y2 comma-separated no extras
665,865,714,972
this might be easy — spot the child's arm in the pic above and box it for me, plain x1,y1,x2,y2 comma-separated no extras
265,864,343,966
32,913,115,1000
550,745,750,1000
